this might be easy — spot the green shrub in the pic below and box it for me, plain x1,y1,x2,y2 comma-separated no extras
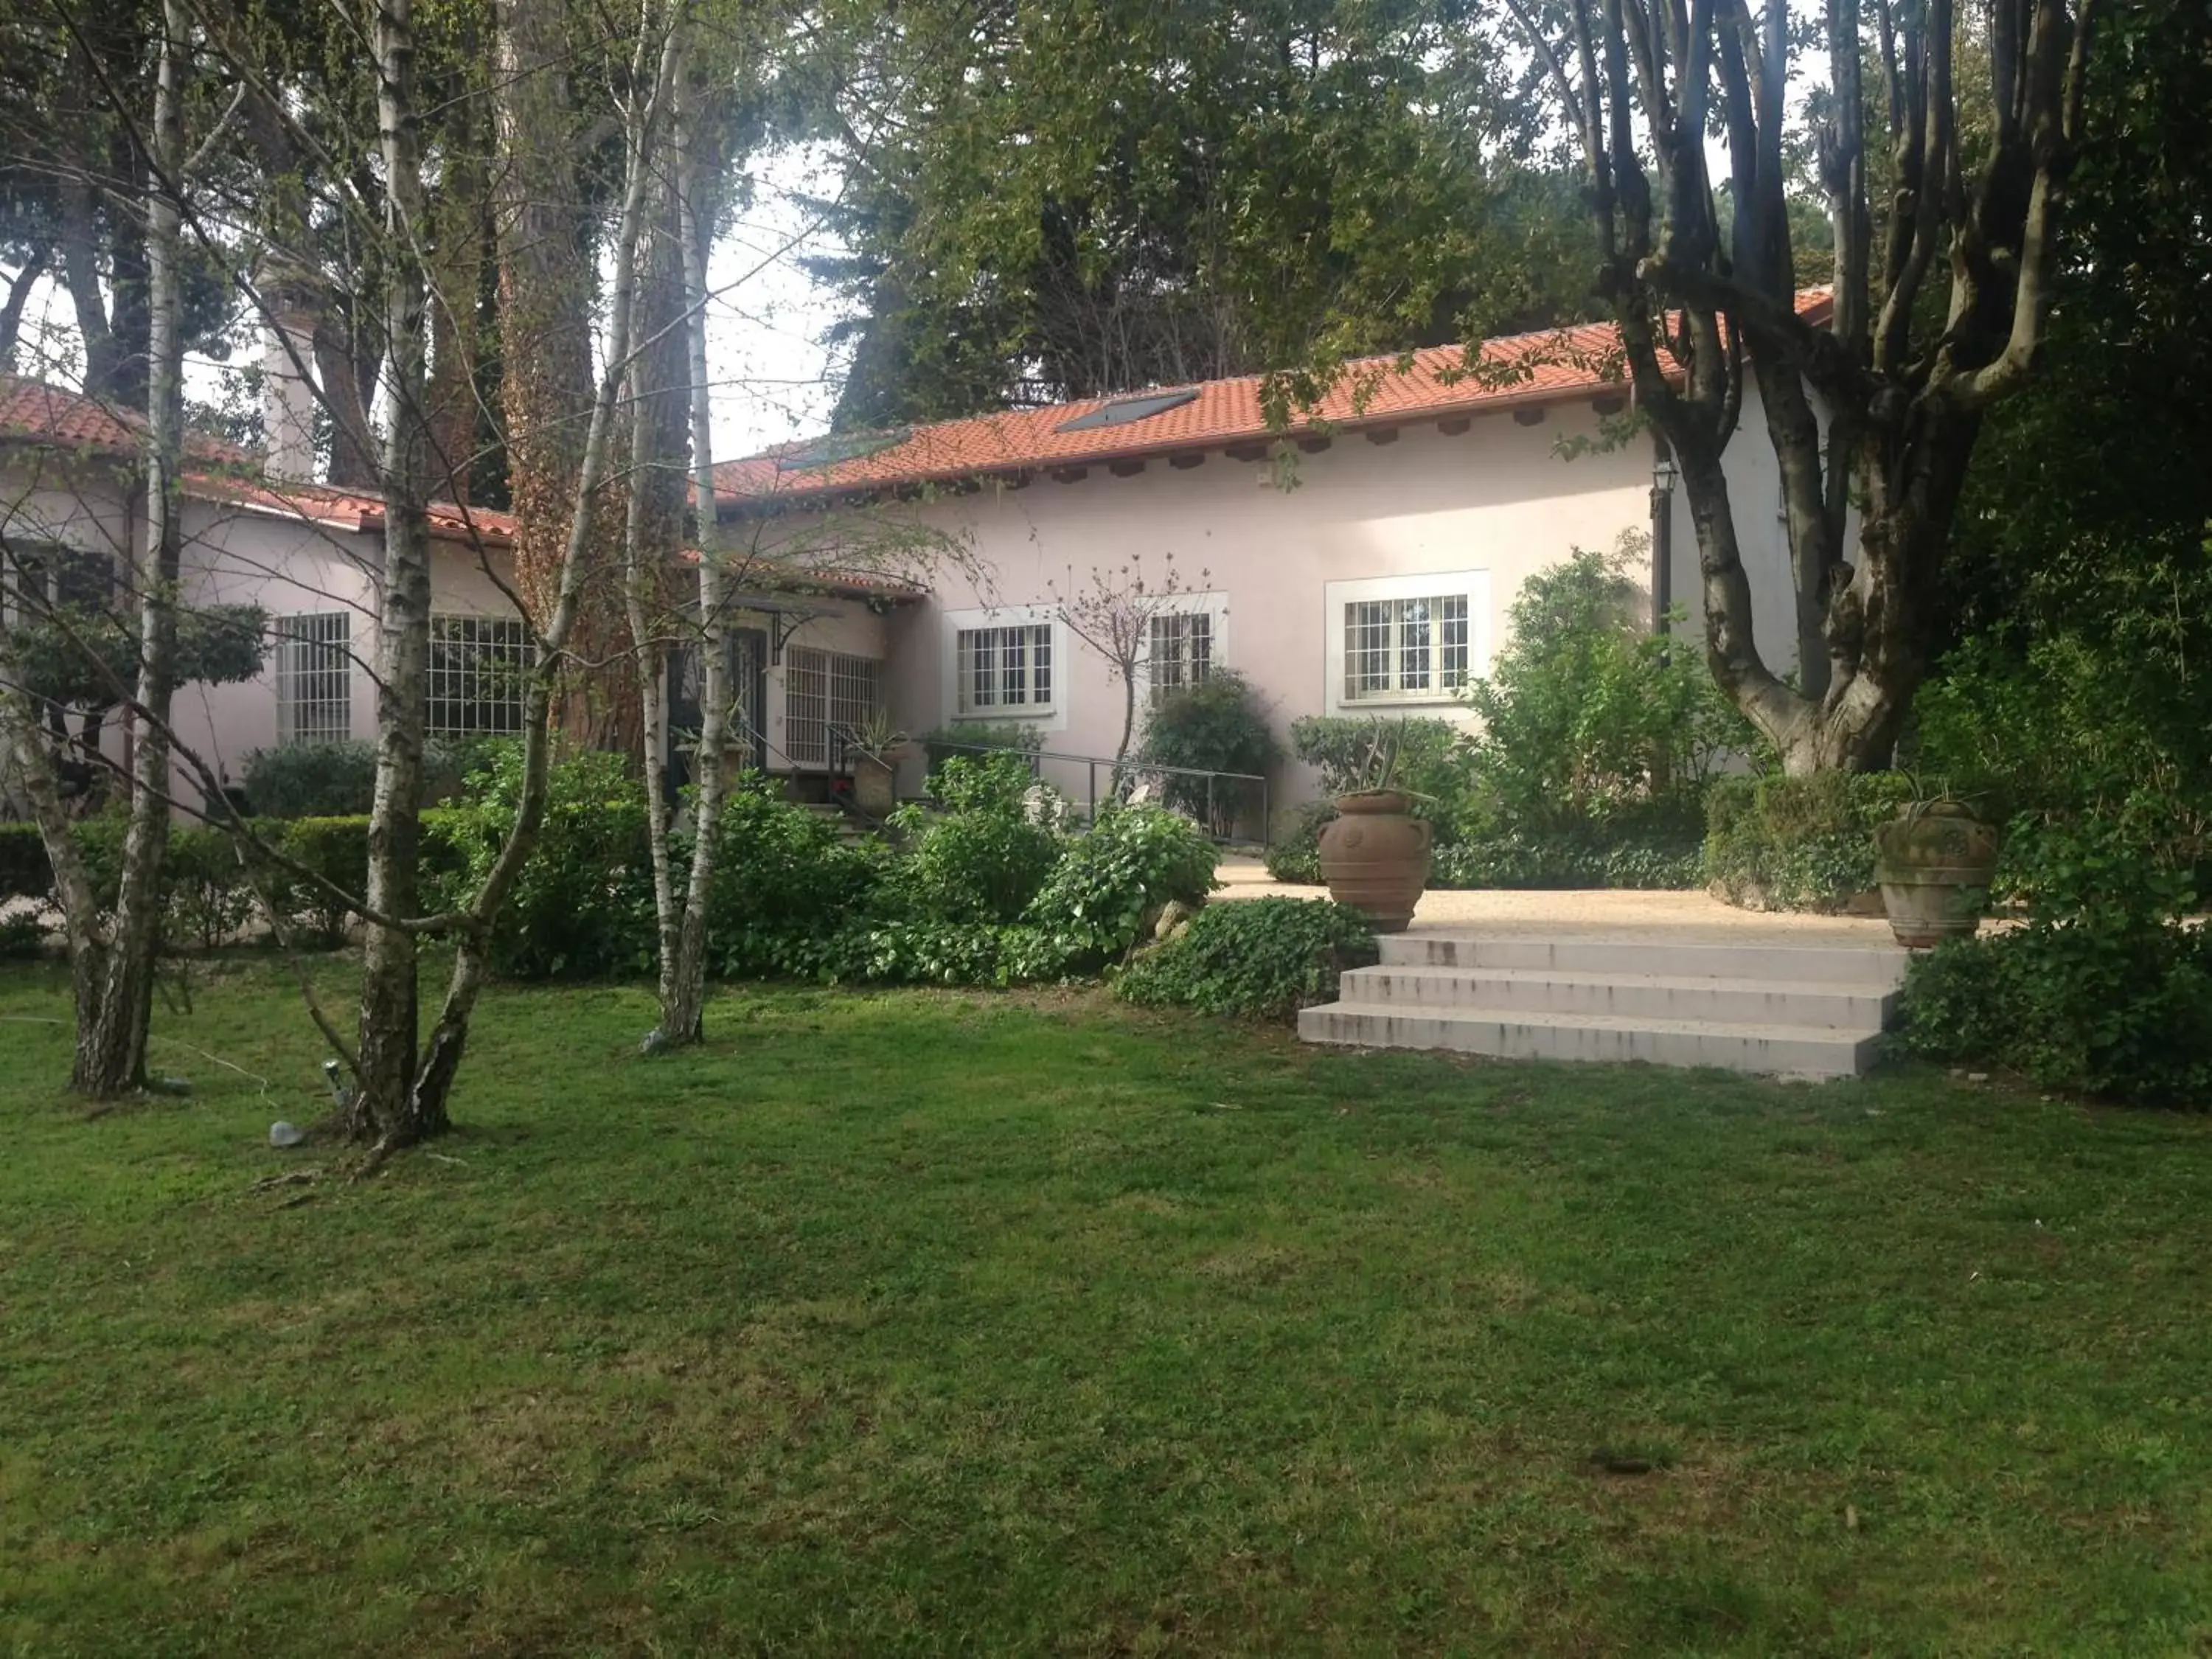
1432,827,1706,890
1262,803,1331,883
434,745,655,980
1704,772,1917,911
891,754,1065,924
1462,543,1746,832
1026,804,1219,967
706,781,882,979
241,739,475,818
1897,820,2212,1105
241,742,380,818
1116,897,1377,1020
268,816,374,944
921,721,1042,775
1138,670,1281,834
1288,715,1467,810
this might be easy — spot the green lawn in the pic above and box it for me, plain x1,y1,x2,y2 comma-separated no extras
2,962,2210,1656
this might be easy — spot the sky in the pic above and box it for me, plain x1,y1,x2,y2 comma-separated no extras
5,146,853,467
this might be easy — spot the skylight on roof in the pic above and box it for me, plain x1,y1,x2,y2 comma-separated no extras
775,429,909,471
1053,389,1200,434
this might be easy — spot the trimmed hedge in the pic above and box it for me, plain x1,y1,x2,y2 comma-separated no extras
1703,772,1916,912
1263,804,1703,891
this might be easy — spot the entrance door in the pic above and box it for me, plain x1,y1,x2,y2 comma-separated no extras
665,627,769,798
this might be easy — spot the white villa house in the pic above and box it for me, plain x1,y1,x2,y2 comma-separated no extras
0,295,1827,822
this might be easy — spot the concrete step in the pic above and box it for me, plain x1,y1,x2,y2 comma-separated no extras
1378,933,1909,989
1336,964,1895,1029
1297,1000,1881,1079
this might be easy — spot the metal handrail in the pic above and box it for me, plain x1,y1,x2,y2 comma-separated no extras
914,735,1267,843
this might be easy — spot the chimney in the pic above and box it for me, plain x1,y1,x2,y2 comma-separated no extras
262,311,319,483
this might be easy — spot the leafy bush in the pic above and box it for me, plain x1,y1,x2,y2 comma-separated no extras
1897,819,2212,1105
241,739,475,818
434,745,655,979
1026,804,1219,967
1704,772,1917,911
921,721,1042,774
1431,827,1705,890
268,816,375,945
1288,715,1467,810
241,742,380,818
1116,897,1377,1020
706,781,882,978
1462,542,1746,833
891,754,1066,924
1138,670,1281,834
1262,803,1330,883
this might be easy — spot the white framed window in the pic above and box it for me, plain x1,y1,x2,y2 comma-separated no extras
428,614,530,739
1147,608,1214,708
1324,571,1490,714
785,646,883,766
274,612,352,744
956,622,1055,715
3,540,114,622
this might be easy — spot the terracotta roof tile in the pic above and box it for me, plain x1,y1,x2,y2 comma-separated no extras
716,291,1834,507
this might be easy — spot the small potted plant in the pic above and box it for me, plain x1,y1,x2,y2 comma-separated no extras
1316,718,1432,932
845,708,908,820
1873,782,2000,947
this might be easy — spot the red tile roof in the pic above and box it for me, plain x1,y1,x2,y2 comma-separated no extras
0,376,918,598
0,374,254,466
716,291,1835,508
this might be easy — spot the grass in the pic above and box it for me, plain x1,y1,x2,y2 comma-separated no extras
2,960,2211,1656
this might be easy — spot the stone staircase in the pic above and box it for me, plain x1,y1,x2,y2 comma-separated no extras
1298,933,1910,1079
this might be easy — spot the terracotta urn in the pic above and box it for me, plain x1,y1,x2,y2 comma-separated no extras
1874,801,2000,947
1318,790,1431,932
851,751,900,819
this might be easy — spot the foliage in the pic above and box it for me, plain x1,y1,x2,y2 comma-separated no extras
1927,0,2212,849
1115,897,1376,1020
705,781,883,980
1262,802,1332,884
1461,543,1745,832
7,602,268,709
0,823,47,901
813,0,1596,427
921,722,1042,774
1025,805,1219,969
1897,820,2212,1106
1136,670,1280,833
1705,773,1918,912
1288,715,1467,809
891,754,1068,925
434,747,656,981
241,742,382,819
1430,828,1706,891
240,740,476,819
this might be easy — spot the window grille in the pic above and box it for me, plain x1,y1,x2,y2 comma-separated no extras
956,623,1054,714
1147,611,1213,707
274,612,352,744
1343,594,1470,703
428,615,531,739
785,646,883,766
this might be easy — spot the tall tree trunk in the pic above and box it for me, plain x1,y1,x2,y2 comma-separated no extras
72,0,192,1097
661,51,730,1046
414,3,683,1120
354,0,439,1147
427,52,491,508
492,0,636,753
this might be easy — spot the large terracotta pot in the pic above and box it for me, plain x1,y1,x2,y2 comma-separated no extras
1318,790,1431,932
1874,801,2000,947
851,752,899,819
